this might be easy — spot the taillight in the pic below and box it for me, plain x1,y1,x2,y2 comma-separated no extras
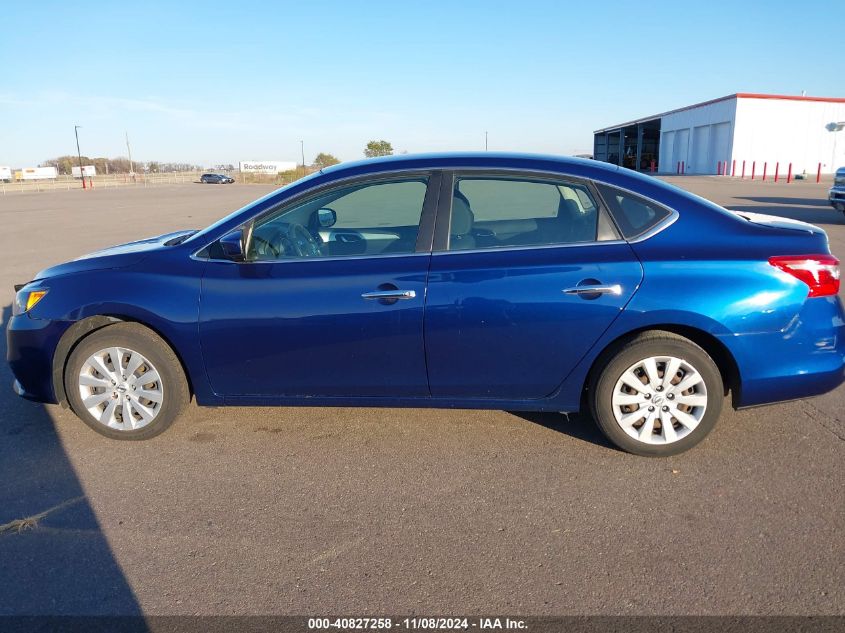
768,254,840,297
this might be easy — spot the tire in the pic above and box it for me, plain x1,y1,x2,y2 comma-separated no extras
589,332,723,457
64,322,189,440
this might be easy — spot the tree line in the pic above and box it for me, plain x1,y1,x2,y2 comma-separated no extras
41,155,204,175
39,141,395,176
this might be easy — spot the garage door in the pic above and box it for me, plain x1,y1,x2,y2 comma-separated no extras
691,125,710,174
673,129,689,171
660,130,675,172
710,122,731,174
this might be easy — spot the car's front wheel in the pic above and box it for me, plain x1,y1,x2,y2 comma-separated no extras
64,323,189,440
590,332,723,456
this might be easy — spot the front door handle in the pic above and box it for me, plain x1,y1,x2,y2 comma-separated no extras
562,284,622,296
361,289,416,300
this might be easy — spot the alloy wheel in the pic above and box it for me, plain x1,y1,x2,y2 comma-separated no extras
610,355,708,445
77,347,164,431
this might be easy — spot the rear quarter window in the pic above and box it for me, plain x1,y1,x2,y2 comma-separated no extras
596,183,672,239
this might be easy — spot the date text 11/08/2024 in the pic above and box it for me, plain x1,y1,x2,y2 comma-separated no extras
308,617,527,630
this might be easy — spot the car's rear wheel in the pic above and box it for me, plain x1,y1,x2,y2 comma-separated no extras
589,332,723,456
64,323,189,440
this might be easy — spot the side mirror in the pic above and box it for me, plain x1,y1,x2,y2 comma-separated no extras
317,208,337,228
219,229,245,261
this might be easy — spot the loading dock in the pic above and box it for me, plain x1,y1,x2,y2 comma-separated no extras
593,93,845,175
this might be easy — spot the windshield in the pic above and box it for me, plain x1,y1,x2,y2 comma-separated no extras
184,170,326,245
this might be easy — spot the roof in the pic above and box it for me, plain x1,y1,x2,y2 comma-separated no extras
189,150,743,249
319,151,620,177
593,93,845,134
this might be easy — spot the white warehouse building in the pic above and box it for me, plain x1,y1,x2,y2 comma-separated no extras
593,93,845,176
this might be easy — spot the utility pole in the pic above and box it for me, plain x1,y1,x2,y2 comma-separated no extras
485,131,488,151
74,125,86,189
125,131,135,179
300,140,305,170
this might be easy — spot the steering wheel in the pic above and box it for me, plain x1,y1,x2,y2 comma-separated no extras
251,233,280,258
272,223,322,258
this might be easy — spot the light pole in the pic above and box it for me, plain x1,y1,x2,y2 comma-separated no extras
485,131,488,152
74,125,86,189
300,140,305,171
125,130,135,180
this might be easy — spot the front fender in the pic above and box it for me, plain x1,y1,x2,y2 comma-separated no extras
30,250,220,406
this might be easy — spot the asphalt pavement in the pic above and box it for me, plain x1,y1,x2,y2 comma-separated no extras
0,177,842,617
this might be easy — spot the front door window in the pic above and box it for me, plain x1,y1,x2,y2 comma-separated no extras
247,178,429,260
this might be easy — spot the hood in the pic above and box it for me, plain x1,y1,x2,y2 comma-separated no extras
32,230,196,281
728,210,825,236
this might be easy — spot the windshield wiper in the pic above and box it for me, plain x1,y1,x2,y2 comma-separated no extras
164,231,198,246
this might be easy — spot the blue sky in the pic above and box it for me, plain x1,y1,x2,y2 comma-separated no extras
1,0,841,167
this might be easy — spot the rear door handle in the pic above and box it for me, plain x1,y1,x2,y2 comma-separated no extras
361,290,416,300
562,284,622,296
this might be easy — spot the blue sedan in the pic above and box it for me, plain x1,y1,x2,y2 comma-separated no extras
7,153,844,455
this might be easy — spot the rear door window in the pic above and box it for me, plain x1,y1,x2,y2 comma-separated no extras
447,176,600,251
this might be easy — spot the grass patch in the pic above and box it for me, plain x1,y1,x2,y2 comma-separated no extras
0,495,84,536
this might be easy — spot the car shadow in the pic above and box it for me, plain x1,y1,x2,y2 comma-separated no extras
733,196,830,208
729,196,842,227
507,410,621,452
0,305,146,621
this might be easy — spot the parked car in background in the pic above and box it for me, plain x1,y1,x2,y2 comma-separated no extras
200,173,234,184
830,167,845,213
8,153,844,456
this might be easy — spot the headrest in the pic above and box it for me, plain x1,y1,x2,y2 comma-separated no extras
558,198,581,219
620,197,653,229
451,194,474,235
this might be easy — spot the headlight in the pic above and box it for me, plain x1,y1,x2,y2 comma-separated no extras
14,288,48,315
